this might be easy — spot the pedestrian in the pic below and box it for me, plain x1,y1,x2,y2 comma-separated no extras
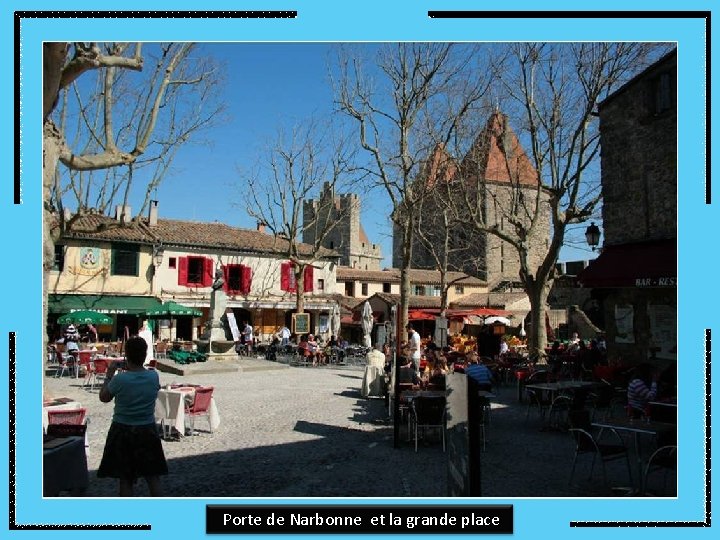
242,321,254,355
278,325,291,347
406,324,422,376
97,335,167,496
464,352,495,392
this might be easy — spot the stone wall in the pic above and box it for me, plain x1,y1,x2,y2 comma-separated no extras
598,52,677,246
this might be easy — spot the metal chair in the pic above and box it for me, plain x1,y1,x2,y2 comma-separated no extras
53,351,75,378
567,409,633,489
409,395,446,452
642,445,677,496
185,386,215,436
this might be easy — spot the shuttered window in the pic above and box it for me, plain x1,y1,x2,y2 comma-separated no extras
223,264,253,295
178,256,214,287
111,243,139,276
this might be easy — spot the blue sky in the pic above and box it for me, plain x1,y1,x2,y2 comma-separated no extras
109,42,598,267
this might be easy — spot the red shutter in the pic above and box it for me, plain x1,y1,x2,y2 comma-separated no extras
241,265,252,295
203,258,214,287
178,257,188,286
303,265,314,292
222,265,230,293
280,262,289,291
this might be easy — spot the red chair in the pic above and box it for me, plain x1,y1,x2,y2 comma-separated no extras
86,358,110,390
47,407,87,425
77,350,94,378
185,386,215,436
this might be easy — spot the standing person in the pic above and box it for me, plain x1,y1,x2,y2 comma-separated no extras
97,336,167,496
406,324,422,376
278,325,291,347
242,321,254,355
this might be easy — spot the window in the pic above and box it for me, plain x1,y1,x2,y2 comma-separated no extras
455,285,465,295
223,264,252,295
361,283,368,296
432,285,441,297
318,278,325,292
53,244,65,271
111,243,139,276
187,257,205,284
414,285,425,296
178,256,213,287
345,282,355,296
168,257,177,269
383,282,391,293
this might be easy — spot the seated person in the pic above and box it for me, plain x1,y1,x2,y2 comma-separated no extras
464,352,495,392
627,363,659,418
265,336,280,361
306,334,324,366
397,356,420,386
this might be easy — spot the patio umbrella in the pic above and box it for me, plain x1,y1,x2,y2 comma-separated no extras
330,303,341,338
144,301,202,341
361,301,373,348
57,310,112,326
484,316,512,326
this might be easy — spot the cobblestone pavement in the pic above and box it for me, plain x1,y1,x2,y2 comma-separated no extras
43,357,673,498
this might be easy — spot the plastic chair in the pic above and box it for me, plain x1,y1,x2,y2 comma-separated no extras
76,350,94,379
642,445,677,495
47,407,87,425
87,358,110,390
409,395,446,452
154,342,168,360
185,386,215,436
567,409,633,489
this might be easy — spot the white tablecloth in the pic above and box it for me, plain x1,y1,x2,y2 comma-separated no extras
155,388,220,437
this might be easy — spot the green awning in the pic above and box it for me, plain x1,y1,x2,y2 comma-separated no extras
48,294,162,315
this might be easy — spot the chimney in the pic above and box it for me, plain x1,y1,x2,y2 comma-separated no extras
148,200,158,227
256,221,266,233
115,205,132,221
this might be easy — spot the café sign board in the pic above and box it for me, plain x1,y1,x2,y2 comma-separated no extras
635,277,676,287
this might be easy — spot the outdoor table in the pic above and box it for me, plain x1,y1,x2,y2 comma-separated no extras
43,398,82,432
155,386,220,438
591,417,676,495
43,435,88,496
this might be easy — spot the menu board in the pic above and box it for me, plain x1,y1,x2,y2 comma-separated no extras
648,304,677,360
292,313,310,335
225,310,240,341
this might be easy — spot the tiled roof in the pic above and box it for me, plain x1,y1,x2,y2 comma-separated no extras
58,213,336,258
336,267,485,286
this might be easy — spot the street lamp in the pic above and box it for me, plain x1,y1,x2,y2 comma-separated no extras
153,244,165,267
585,222,601,251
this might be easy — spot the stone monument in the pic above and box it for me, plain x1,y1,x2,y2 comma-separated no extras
194,269,237,361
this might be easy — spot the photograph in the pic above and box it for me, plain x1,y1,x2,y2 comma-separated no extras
2,3,713,540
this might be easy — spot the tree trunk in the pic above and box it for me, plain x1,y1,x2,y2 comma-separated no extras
398,225,413,338
527,280,550,362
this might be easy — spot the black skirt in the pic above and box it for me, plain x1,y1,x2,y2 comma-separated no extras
97,422,168,480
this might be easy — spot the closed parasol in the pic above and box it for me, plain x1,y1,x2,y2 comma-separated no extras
361,301,373,348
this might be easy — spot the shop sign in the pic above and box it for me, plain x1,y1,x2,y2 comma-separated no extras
635,277,676,287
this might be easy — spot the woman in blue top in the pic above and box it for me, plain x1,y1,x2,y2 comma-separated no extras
98,336,167,496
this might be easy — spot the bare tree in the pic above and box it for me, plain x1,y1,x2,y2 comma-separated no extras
335,43,491,333
446,42,668,358
240,120,360,316
42,42,224,346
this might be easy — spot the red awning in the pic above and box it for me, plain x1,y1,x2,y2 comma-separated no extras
408,309,437,321
578,239,676,288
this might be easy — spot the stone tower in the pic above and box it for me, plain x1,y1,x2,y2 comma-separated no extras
394,112,550,288
303,182,383,270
